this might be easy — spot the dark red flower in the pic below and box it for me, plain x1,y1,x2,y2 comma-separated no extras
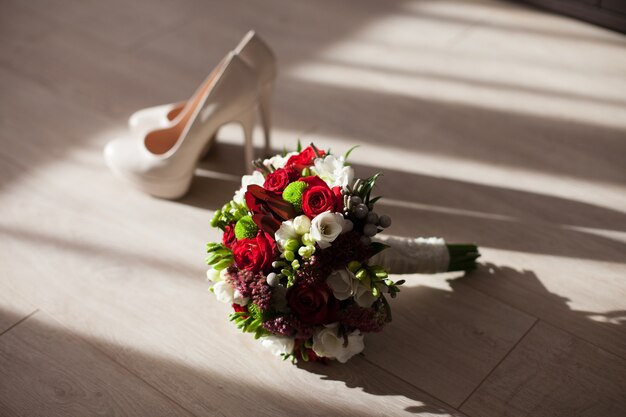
287,281,339,325
332,186,344,212
264,167,300,193
232,304,248,314
245,185,296,221
222,222,237,248
232,231,277,274
286,146,326,171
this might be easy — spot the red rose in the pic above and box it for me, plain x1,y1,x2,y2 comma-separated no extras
232,231,277,274
264,167,299,193
287,281,339,325
302,185,335,218
286,146,326,171
299,176,344,218
222,222,237,248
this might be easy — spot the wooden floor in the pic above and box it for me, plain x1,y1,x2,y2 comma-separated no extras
1,0,625,415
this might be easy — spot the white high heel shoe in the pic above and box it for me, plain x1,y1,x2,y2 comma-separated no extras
128,30,276,156
104,53,259,199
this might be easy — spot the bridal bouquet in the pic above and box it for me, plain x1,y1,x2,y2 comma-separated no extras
206,143,479,363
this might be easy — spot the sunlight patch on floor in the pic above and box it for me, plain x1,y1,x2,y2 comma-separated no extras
287,0,626,130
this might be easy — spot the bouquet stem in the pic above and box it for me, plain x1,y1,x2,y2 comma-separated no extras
370,235,480,274
446,244,481,272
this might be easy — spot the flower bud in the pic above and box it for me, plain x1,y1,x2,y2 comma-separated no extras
284,250,295,262
266,272,279,287
301,233,315,246
347,261,361,273
293,215,312,235
206,268,220,282
371,286,380,297
355,268,369,281
298,245,316,259
285,239,300,252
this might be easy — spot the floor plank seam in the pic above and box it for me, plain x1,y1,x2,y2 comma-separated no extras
465,283,626,361
456,318,539,412
361,355,462,413
0,309,39,338
38,310,201,417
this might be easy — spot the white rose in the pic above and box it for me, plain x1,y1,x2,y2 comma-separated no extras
312,323,365,363
354,284,378,307
292,215,311,235
263,152,297,170
274,220,298,250
233,170,265,205
260,336,295,357
212,280,235,304
313,155,354,188
327,269,357,300
310,212,346,249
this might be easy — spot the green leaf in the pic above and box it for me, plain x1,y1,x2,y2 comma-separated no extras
370,242,390,255
344,145,359,161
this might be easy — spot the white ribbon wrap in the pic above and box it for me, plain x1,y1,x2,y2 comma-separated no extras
369,235,450,274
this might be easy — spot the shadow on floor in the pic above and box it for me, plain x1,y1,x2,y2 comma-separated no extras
180,141,626,263
297,263,625,412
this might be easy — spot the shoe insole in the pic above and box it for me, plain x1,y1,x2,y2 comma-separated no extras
144,58,225,155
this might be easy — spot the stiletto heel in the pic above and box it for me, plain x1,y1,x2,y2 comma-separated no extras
128,30,277,161
237,106,257,173
258,81,273,157
200,133,217,159
105,53,260,199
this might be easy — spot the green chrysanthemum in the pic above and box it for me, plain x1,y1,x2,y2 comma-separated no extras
235,215,258,240
282,181,308,212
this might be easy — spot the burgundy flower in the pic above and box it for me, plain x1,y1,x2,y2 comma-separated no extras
245,185,296,221
287,281,339,325
232,231,277,274
286,146,326,171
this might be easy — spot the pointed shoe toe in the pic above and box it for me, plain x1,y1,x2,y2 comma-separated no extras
104,137,193,200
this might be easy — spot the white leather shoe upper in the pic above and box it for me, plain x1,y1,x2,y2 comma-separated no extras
127,31,276,135
128,102,183,136
105,53,259,199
